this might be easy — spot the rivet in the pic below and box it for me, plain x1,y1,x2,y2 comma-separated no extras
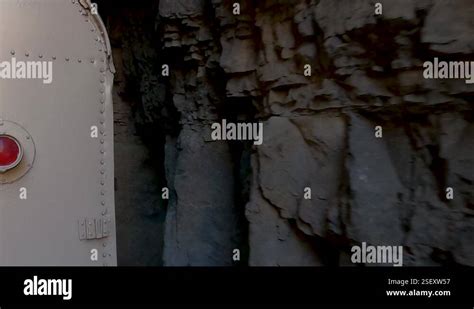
25,53,29,57
52,56,57,60
65,57,70,61
10,50,15,55
78,59,82,63
39,54,43,59
101,201,106,206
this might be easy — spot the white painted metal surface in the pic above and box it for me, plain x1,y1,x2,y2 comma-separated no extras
0,0,116,266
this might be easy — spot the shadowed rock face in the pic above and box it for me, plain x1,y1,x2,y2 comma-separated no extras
102,0,474,266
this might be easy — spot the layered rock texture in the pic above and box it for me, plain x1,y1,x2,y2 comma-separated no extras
102,0,474,266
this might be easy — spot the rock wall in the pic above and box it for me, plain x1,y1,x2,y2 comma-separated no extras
102,0,474,266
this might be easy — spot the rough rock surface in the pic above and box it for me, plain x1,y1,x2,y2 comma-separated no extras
102,0,474,266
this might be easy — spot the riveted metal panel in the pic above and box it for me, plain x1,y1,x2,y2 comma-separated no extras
0,0,116,266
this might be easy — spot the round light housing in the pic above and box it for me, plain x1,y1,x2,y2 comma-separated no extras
0,135,23,173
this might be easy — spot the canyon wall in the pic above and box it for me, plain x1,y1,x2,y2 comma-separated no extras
104,0,474,266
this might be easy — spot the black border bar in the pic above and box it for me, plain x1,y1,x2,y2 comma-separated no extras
0,267,471,306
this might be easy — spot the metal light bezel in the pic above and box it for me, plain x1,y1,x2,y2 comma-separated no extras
0,120,36,184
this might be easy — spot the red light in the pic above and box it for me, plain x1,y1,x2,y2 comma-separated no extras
0,135,22,172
